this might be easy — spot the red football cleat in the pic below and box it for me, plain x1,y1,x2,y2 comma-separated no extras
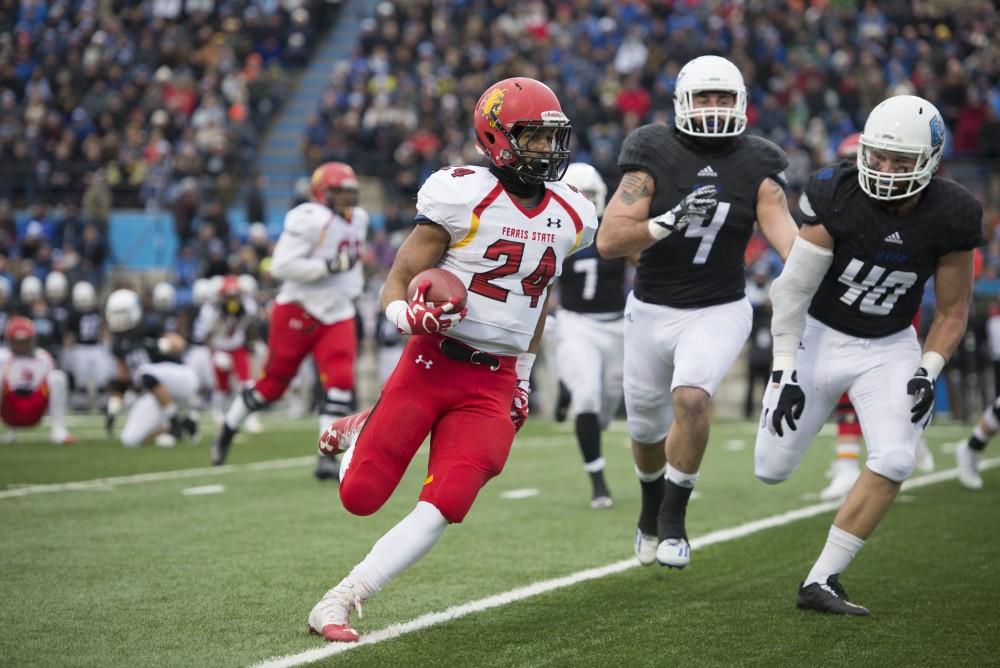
318,408,372,456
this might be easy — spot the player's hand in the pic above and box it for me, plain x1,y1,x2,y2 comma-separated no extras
648,185,718,240
212,350,234,372
510,381,530,431
327,249,355,274
907,367,934,427
390,281,467,335
762,370,805,437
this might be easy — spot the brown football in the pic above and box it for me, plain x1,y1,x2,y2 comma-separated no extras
407,267,468,310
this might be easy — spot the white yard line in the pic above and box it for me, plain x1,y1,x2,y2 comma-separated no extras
0,457,315,499
252,458,1000,668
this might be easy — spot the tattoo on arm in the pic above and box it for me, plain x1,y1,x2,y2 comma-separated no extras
618,173,652,206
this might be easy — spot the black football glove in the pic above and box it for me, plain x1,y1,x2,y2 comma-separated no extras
762,370,806,437
907,367,934,427
648,185,718,240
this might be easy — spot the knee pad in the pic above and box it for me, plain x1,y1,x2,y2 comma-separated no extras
422,465,490,524
320,387,354,418
754,446,799,485
625,391,671,444
241,385,270,411
867,448,915,483
140,373,161,391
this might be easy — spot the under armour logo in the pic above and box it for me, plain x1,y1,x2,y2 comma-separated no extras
546,217,562,228
415,355,433,369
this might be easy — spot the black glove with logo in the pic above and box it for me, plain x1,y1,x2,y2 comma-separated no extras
907,367,934,427
762,370,806,437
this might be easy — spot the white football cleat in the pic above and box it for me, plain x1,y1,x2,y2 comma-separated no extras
820,461,860,501
49,429,78,445
307,576,369,643
914,438,935,473
589,495,613,510
955,441,983,490
245,413,264,434
634,527,657,566
656,537,691,569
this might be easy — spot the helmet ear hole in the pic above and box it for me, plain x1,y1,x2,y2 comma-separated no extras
484,131,496,145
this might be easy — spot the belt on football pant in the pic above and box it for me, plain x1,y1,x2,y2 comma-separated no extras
439,337,501,371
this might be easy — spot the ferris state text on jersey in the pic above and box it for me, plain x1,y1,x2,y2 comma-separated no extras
415,165,598,355
619,124,789,309
799,163,983,338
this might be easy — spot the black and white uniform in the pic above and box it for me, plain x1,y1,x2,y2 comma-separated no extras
65,309,114,389
555,243,627,427
112,321,198,447
755,164,983,483
619,125,788,443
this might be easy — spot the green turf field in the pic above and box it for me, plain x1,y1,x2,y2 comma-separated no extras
1,415,997,667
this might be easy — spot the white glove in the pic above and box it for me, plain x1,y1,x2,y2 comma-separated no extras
212,350,234,372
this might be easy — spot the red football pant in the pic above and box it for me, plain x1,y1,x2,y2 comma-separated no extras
253,302,357,402
1,383,49,427
340,334,517,524
213,347,251,392
836,391,862,438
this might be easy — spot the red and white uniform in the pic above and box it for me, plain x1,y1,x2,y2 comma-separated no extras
340,166,598,523
195,298,258,391
0,347,55,426
253,202,368,403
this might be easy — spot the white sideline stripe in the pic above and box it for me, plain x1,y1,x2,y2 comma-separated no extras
0,457,314,499
253,458,1000,668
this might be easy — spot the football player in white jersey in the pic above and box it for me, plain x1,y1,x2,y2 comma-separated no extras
556,162,627,509
1,316,76,444
306,77,598,643
210,161,368,482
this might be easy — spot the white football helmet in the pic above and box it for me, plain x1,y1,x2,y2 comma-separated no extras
857,95,945,201
563,162,608,217
237,273,258,296
105,289,143,333
674,55,747,138
71,281,97,311
152,281,176,312
192,278,215,306
19,275,43,304
45,271,68,302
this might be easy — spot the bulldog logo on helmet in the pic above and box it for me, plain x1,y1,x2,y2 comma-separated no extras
481,87,506,129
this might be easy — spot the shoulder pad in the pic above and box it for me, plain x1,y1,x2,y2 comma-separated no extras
618,124,672,174
283,202,331,237
348,206,369,228
936,179,984,252
417,166,495,240
799,163,851,225
744,135,789,175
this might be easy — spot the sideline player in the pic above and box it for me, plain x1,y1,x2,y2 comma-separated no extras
210,161,368,482
1,316,76,444
755,95,982,614
305,77,597,642
557,162,626,508
597,55,798,568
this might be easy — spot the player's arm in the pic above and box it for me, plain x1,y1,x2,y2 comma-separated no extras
271,211,352,281
755,177,797,261
596,170,656,258
380,222,450,308
769,222,834,371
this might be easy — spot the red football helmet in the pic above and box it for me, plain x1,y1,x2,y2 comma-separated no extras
4,315,36,356
473,77,571,183
837,132,861,161
311,161,359,213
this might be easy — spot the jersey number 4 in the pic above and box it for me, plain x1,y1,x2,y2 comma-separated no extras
470,240,556,307
685,202,730,265
837,259,917,315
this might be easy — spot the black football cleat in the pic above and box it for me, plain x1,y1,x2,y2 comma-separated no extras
554,382,572,423
314,454,341,482
183,416,200,443
211,424,237,466
796,575,870,616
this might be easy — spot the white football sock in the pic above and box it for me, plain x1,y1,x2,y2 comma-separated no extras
351,501,447,594
224,393,252,430
47,369,68,433
805,525,865,586
666,463,699,489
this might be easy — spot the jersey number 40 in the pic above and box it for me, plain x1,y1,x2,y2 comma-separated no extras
837,259,917,316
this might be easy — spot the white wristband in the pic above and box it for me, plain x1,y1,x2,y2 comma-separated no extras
771,352,797,373
515,352,536,384
647,213,674,241
385,300,411,333
921,351,946,380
